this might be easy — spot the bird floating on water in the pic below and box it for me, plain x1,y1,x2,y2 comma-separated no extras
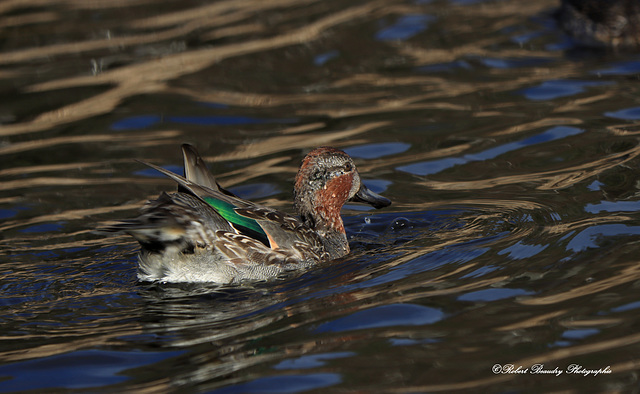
102,144,391,284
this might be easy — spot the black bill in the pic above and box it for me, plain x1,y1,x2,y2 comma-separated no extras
351,183,391,209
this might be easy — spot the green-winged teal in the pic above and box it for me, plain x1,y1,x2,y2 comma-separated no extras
103,144,391,283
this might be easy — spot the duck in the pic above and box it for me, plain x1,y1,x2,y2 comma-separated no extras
102,144,391,284
558,0,640,49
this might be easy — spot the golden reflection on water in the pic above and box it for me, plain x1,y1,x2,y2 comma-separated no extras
520,261,640,306
0,321,143,363
213,121,389,160
417,142,640,191
1,1,384,137
0,0,567,139
0,203,143,233
0,130,181,155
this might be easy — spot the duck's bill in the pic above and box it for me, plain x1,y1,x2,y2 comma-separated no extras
352,184,391,209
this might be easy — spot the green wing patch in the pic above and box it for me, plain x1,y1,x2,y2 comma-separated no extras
203,196,270,247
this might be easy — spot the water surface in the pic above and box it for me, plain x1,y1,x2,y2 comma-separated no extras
2,0,640,392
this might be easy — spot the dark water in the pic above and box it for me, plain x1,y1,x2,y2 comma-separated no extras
2,0,640,392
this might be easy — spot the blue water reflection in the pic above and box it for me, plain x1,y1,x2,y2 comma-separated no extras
18,222,65,233
398,157,466,176
476,56,551,69
0,349,182,391
611,300,640,313
498,240,548,260
398,126,583,176
111,115,160,130
460,265,500,279
458,288,533,302
519,80,610,101
314,50,339,66
111,114,296,131
315,303,445,333
0,205,31,219
566,224,640,252
0,208,22,219
375,14,434,41
344,142,410,159
594,59,640,75
551,328,600,347
605,106,640,120
585,200,640,213
388,337,438,346
587,180,603,191
274,352,354,370
545,36,576,51
377,245,488,284
561,329,599,340
337,232,494,291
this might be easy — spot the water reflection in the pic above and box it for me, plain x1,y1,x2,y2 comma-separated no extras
0,349,182,391
111,114,298,131
397,126,583,176
605,106,640,120
519,80,611,101
375,14,435,41
2,0,640,391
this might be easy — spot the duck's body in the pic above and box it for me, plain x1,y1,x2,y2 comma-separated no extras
558,0,640,49
103,145,390,284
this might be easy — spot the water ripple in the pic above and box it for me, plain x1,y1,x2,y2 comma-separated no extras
397,126,583,176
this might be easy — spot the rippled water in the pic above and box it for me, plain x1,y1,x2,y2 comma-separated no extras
2,0,640,392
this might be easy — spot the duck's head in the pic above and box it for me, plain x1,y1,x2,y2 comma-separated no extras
293,147,391,233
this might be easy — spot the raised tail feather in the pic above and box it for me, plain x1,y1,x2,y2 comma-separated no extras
100,144,272,250
181,144,236,197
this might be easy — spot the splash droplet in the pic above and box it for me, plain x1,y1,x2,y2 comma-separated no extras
389,217,411,232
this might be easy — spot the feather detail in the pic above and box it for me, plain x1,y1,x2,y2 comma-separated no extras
202,196,270,248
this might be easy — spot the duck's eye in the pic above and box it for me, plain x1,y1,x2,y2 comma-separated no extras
344,163,352,172
328,168,344,178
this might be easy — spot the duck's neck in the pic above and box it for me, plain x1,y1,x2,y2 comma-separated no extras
295,196,350,259
319,229,349,259
295,187,346,231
